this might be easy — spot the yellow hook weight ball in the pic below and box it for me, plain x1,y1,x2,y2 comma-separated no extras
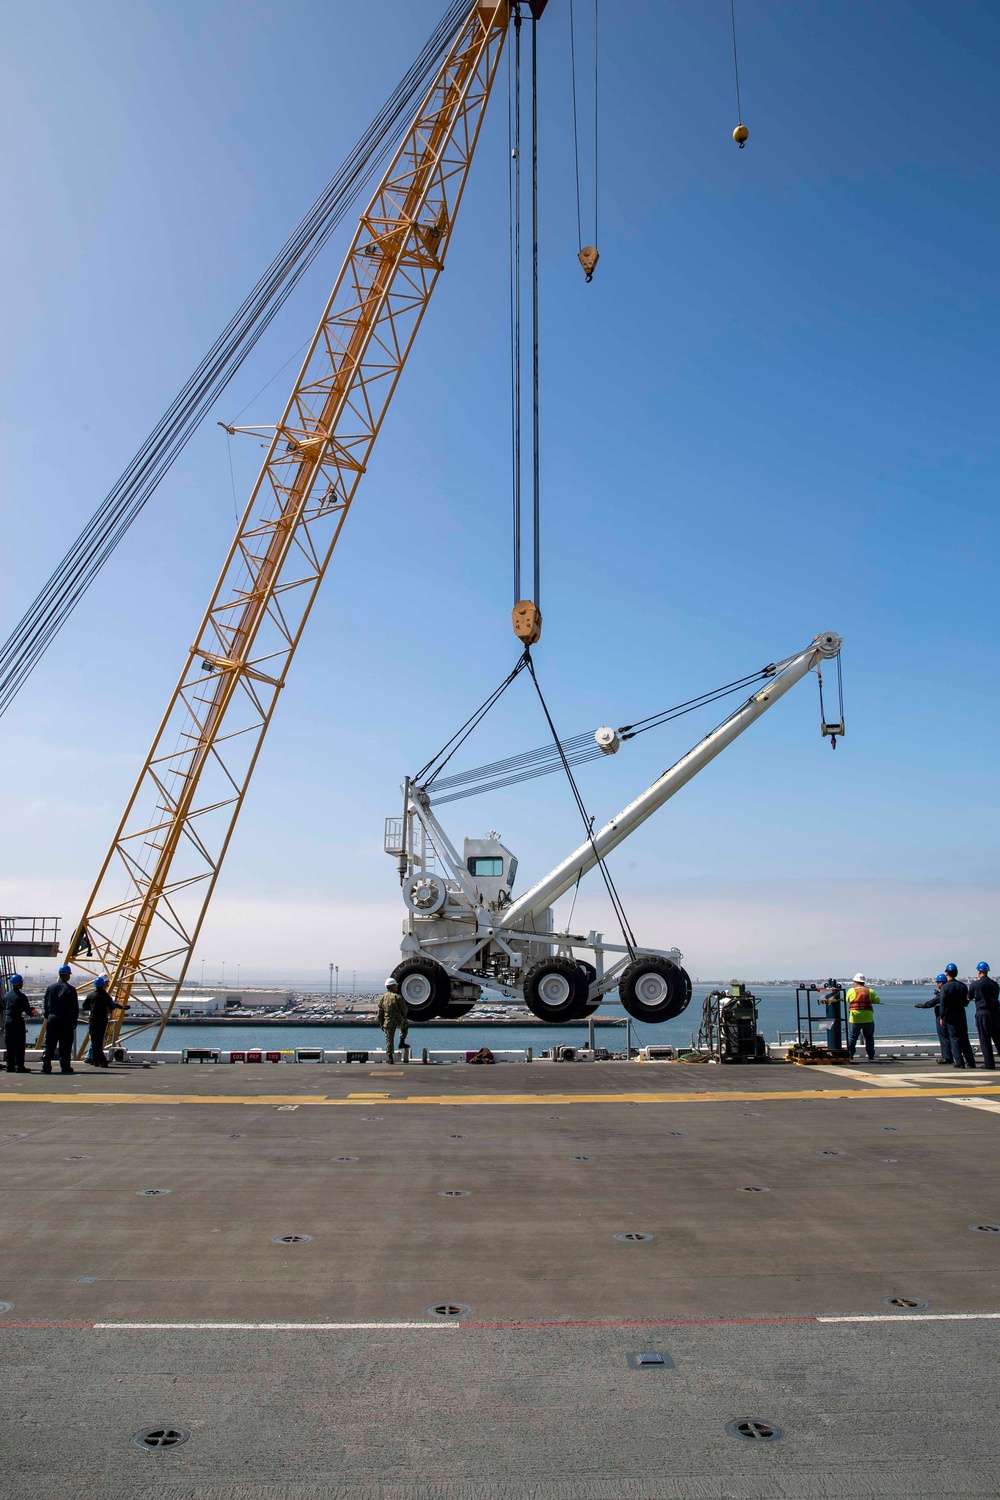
733,123,749,148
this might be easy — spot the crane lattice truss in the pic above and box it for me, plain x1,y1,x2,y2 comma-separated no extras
66,1,513,1047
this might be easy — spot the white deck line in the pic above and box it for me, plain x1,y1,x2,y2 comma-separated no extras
93,1321,460,1331
817,1313,1000,1323
942,1096,1000,1115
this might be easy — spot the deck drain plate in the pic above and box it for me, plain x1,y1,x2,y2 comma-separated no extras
665,1130,686,1136
970,1223,1000,1233
273,1234,312,1244
423,1302,471,1319
880,1296,929,1309
737,1186,770,1193
626,1351,674,1368
614,1231,654,1242
65,1155,91,1161
570,1155,596,1161
438,1189,471,1198
726,1419,782,1442
817,1149,845,1156
135,1188,171,1197
75,1277,98,1285
331,1156,360,1163
880,1127,901,1132
132,1426,190,1451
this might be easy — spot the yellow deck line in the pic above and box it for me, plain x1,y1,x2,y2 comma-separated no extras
3,1085,1000,1107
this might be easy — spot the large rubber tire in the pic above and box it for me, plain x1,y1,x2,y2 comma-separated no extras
618,957,692,1024
391,957,451,1023
576,961,597,987
523,957,589,1023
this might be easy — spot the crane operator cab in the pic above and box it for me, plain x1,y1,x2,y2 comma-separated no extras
464,832,517,911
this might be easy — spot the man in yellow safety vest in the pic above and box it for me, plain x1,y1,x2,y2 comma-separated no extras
846,972,880,1062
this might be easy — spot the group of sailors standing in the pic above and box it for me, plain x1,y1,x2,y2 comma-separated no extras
2,964,121,1074
916,962,1000,1069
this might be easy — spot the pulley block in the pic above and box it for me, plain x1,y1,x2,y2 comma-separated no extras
577,245,600,282
512,599,542,645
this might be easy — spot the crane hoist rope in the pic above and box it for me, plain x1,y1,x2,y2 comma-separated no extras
730,0,749,148
509,2,544,648
569,0,599,280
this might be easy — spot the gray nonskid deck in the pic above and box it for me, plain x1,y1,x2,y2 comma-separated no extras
1,1061,999,1496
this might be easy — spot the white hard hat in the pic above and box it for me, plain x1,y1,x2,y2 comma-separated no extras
852,972,865,983
384,977,398,987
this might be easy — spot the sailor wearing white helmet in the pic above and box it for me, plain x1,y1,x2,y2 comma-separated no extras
845,972,880,1062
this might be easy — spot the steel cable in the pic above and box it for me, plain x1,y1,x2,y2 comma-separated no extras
0,0,470,718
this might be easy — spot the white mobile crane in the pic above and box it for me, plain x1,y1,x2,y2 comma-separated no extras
386,631,843,1025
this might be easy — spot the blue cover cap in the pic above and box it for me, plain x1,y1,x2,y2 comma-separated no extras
58,964,71,977
935,973,947,983
977,962,990,973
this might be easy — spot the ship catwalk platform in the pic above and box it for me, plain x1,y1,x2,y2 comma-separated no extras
2,1059,1000,1498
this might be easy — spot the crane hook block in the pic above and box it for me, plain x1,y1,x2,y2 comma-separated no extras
733,123,749,148
512,600,542,645
578,246,600,282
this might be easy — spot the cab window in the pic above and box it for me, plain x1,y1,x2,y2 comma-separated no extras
468,857,503,877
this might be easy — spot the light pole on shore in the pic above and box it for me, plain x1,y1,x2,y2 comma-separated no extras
328,963,334,998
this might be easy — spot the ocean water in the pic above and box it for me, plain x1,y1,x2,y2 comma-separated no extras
26,985,944,1056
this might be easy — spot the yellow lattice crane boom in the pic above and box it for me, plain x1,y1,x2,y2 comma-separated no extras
65,1,544,1047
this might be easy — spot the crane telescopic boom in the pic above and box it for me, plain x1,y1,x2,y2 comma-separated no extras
63,1,531,1046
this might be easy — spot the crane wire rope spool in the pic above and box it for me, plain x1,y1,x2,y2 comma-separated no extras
0,0,473,723
570,0,599,279
60,0,523,1051
730,0,749,148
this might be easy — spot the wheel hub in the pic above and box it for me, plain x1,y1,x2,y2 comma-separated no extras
636,973,669,1005
538,973,572,1007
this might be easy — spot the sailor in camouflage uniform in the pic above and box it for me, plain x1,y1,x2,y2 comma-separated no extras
376,978,409,1064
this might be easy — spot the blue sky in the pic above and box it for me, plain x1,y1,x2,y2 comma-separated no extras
1,0,997,983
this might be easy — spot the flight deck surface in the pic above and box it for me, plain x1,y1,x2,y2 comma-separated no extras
2,1058,999,1497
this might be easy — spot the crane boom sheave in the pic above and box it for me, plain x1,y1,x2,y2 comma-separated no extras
62,1,516,1047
